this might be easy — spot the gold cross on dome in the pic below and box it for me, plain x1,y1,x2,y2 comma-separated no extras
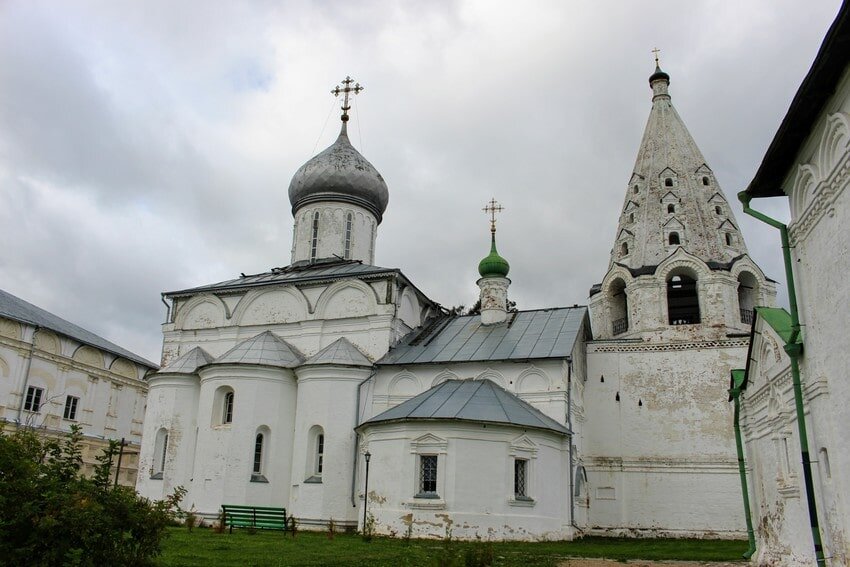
483,198,504,232
652,47,661,66
332,76,364,121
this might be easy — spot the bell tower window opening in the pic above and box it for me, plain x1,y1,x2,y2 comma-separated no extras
667,204,675,214
737,272,757,325
620,242,629,257
702,176,710,185
725,233,733,246
715,206,722,215
667,273,700,325
668,232,680,245
629,213,634,223
664,178,673,187
633,185,639,194
610,278,628,335
310,211,320,261
343,212,353,259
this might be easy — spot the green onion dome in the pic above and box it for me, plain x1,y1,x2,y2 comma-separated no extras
478,233,510,278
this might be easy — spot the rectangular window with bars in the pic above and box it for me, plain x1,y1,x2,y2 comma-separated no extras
63,396,79,420
24,386,44,412
514,459,528,499
417,454,438,497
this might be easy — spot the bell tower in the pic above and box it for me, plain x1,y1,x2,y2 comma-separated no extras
589,60,775,340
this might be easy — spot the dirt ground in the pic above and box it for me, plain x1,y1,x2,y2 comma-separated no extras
558,560,741,567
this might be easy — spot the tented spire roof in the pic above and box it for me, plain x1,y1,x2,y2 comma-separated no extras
609,66,748,270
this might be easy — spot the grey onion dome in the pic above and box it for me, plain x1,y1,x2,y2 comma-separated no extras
288,123,389,223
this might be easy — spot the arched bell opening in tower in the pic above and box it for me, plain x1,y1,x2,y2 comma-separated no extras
737,272,759,325
609,278,629,335
667,272,700,325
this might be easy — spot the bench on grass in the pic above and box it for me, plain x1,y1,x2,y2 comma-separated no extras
221,504,289,534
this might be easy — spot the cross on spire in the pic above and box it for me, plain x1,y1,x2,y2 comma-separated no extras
483,198,504,233
332,76,364,122
652,47,661,66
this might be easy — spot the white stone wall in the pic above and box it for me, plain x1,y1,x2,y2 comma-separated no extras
290,203,377,264
584,340,749,537
761,64,850,566
0,318,150,485
358,422,572,541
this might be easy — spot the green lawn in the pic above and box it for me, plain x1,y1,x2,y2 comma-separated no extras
156,527,748,567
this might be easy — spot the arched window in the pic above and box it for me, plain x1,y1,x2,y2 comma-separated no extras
305,425,325,482
151,428,169,479
737,272,758,324
223,391,234,424
620,242,629,257
702,176,710,186
343,212,353,260
253,433,264,474
665,178,673,187
667,204,675,213
667,273,700,325
668,232,680,245
715,206,722,215
310,211,320,261
609,278,628,335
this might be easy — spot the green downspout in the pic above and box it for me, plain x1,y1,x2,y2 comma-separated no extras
738,191,826,567
729,370,756,559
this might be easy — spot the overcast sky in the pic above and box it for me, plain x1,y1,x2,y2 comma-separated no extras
0,0,841,364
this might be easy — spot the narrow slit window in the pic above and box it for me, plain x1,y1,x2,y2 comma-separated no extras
344,212,353,260
668,232,680,245
703,176,710,185
665,178,673,187
159,433,169,473
667,204,675,213
725,233,733,246
24,386,44,412
223,391,234,424
629,213,634,223
253,433,264,474
310,211,320,261
63,396,79,420
620,242,628,256
633,185,639,194
316,433,324,475
715,206,722,215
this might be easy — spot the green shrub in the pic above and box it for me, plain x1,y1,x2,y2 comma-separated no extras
0,424,185,566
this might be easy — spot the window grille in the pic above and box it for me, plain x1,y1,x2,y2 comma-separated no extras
514,459,528,498
612,317,629,336
310,211,320,261
223,391,234,424
344,213,353,259
418,455,438,495
159,433,169,472
24,386,43,412
63,396,79,420
253,434,264,474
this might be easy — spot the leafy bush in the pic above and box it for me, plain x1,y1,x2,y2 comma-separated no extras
0,424,184,566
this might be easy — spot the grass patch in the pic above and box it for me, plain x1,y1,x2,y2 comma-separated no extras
156,528,747,566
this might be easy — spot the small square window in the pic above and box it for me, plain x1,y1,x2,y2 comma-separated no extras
417,455,438,497
24,386,44,412
63,396,79,420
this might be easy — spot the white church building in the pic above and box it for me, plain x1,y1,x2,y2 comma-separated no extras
137,67,776,541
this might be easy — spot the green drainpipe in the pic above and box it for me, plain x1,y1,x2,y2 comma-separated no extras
730,370,756,559
738,191,826,567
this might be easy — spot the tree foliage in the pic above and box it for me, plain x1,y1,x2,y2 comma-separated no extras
0,424,185,567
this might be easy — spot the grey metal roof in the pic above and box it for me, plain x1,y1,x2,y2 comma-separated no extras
158,346,213,374
303,337,372,366
359,379,569,435
165,259,401,297
378,307,587,365
214,331,304,368
0,288,158,369
288,123,389,222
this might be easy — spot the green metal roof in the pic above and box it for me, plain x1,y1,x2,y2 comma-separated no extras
755,307,794,344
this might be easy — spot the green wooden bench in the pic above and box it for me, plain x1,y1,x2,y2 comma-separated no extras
221,504,289,534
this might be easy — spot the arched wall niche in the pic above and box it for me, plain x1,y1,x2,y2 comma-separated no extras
0,355,9,378
72,345,104,368
431,370,459,387
474,369,505,388
817,112,850,177
233,288,309,326
790,164,820,219
388,372,421,397
315,280,378,320
34,330,60,355
516,367,551,393
0,317,21,340
176,295,228,330
110,358,137,379
397,287,421,330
